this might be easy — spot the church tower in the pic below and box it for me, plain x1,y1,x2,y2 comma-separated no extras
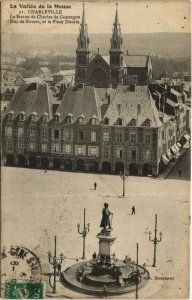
75,3,90,85
109,3,124,86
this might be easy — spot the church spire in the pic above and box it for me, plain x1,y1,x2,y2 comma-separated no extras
77,3,90,50
114,2,120,27
110,3,123,50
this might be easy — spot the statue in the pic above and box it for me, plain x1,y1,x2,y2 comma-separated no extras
100,203,113,230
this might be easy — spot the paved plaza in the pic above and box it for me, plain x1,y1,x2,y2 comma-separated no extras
1,151,190,299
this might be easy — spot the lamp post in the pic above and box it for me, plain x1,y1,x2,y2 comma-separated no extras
77,208,90,259
48,236,64,294
120,166,129,197
135,243,139,299
148,214,163,267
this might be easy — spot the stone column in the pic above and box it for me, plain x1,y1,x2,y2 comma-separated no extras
152,163,158,177
25,156,29,167
138,164,143,176
72,159,76,171
60,159,65,170
37,156,41,168
49,157,53,169
84,160,90,172
97,229,116,261
14,155,18,166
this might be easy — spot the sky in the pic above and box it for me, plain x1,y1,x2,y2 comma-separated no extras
2,0,191,34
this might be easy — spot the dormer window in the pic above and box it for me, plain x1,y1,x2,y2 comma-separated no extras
104,117,109,125
91,118,96,125
31,112,37,122
19,114,24,121
42,113,49,123
7,111,14,120
66,113,73,124
130,118,136,126
78,114,85,125
144,119,151,126
117,117,123,125
54,113,61,123
18,112,25,121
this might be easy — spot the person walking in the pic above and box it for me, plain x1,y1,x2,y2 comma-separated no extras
94,182,97,190
131,206,135,215
178,170,182,177
57,262,61,275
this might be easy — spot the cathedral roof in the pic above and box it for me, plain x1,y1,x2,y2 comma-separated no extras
123,55,149,68
4,83,54,120
56,85,101,123
103,85,162,127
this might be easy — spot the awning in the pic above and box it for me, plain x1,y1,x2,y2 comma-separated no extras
167,150,173,159
184,133,190,141
176,142,182,148
171,145,177,154
173,144,180,152
162,155,170,165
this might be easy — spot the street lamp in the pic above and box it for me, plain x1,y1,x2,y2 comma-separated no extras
77,208,90,259
148,214,163,267
48,236,64,294
120,167,129,197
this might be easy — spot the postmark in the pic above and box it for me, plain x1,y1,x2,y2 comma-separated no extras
1,245,43,298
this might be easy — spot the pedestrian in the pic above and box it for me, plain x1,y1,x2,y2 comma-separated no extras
94,182,97,190
131,206,135,215
57,262,61,275
178,170,182,177
44,169,47,173
92,252,97,259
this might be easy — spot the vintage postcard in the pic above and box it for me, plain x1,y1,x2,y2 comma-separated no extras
1,0,191,299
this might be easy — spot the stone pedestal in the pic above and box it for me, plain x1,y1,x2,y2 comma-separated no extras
97,229,116,259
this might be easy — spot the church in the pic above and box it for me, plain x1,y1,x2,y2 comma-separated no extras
75,3,152,88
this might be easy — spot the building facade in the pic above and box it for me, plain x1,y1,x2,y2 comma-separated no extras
2,5,188,177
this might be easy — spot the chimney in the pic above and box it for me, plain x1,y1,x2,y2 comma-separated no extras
137,104,141,116
108,95,110,105
118,103,121,115
167,85,171,98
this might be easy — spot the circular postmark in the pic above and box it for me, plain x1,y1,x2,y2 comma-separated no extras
1,245,43,298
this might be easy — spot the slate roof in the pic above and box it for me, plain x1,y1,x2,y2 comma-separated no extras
123,55,149,68
103,85,162,127
55,78,70,87
53,70,75,76
24,77,44,84
170,88,182,97
56,85,101,123
40,67,51,74
4,83,54,119
102,56,110,65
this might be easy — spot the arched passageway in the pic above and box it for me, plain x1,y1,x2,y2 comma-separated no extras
29,156,37,168
18,155,25,167
6,154,14,166
115,162,124,174
77,159,85,172
102,162,112,174
129,163,138,176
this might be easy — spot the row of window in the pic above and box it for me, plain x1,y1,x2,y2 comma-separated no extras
103,147,153,160
6,140,153,160
5,126,153,144
103,132,152,144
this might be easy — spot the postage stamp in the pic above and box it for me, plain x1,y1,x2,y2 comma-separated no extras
1,245,43,298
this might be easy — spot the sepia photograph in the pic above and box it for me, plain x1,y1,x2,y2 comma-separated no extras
1,0,191,299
